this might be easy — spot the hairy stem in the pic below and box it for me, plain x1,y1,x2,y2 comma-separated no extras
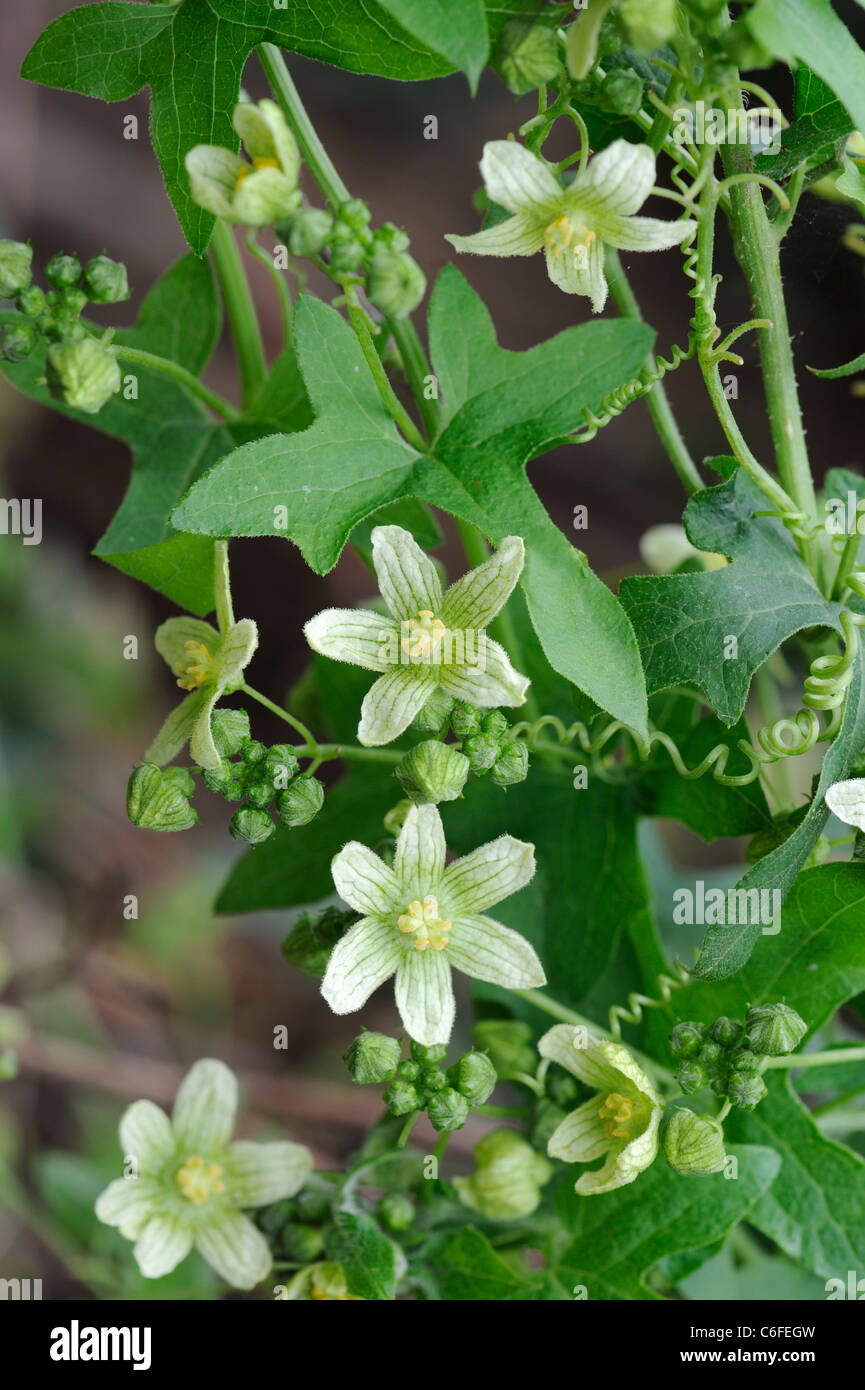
209,220,267,408
112,345,239,421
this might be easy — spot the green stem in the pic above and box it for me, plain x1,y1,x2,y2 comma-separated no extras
210,220,267,408
396,1111,421,1148
241,683,318,754
258,43,349,205
831,531,861,601
112,345,239,421
344,288,426,450
391,317,440,440
314,743,403,766
604,247,703,495
432,1131,452,1163
762,1045,865,1071
245,229,293,348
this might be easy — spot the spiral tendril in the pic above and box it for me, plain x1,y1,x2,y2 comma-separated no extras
608,959,693,1043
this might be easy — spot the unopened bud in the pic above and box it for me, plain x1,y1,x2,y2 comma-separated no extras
491,740,529,787
0,322,37,363
276,775,324,826
127,763,197,832
281,1223,325,1262
710,1016,743,1049
366,247,426,319
663,1109,726,1177
83,255,129,304
745,1003,807,1057
450,700,482,740
395,739,469,805
45,253,82,290
669,1021,705,1059
45,336,120,414
455,1128,552,1220
211,707,250,757
617,0,677,51
677,1060,707,1095
496,19,560,96
377,1193,415,1232
287,208,333,257
383,1078,422,1116
229,807,274,843
448,1050,497,1105
462,733,499,773
343,1031,401,1085
427,1086,470,1132
727,1072,768,1110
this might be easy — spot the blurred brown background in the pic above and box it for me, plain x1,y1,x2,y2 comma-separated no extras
1,0,865,1298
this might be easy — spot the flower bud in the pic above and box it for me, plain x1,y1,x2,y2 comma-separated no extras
462,733,500,773
211,707,250,757
490,740,529,787
287,207,333,257
342,1030,401,1086
229,807,274,843
245,779,274,810
669,1021,705,1059
598,68,644,117
398,1059,420,1081
448,1050,497,1106
383,1078,422,1116
17,285,45,317
295,1187,331,1223
377,1192,415,1232
281,1222,325,1262
677,1060,707,1095
264,743,300,787
338,198,373,233
450,700,482,740
699,1039,723,1065
276,775,324,826
282,906,355,978
481,709,509,741
472,1019,537,1076
428,1086,470,1132
727,1072,768,1111
240,738,267,766
455,1128,552,1220
395,739,469,805
729,1047,759,1075
663,1109,726,1177
83,255,129,304
202,762,235,795
45,253,82,290
45,337,120,414
0,240,32,299
496,19,560,96
383,799,412,837
745,1003,807,1056
329,225,366,273
710,1016,743,1049
409,1040,447,1064
0,322,37,363
366,247,427,319
617,0,677,51
371,222,410,254
421,1066,446,1094
127,762,197,832
412,689,454,735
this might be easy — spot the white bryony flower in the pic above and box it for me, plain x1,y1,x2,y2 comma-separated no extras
279,1262,364,1301
825,778,865,832
323,803,544,1045
538,1025,662,1195
146,543,258,771
638,523,727,575
95,1059,313,1290
186,98,302,227
446,139,695,312
304,525,529,746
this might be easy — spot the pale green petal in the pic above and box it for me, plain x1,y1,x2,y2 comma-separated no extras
185,145,243,220
600,1038,661,1107
118,1100,176,1176
234,98,300,180
825,777,865,831
446,212,547,259
438,636,529,708
371,525,443,621
321,916,402,1014
154,617,219,673
479,140,562,216
187,684,222,770
133,1211,194,1279
357,667,437,746
547,1099,611,1163
394,948,455,1046
221,1140,313,1208
332,841,400,916
145,689,208,767
597,212,695,252
217,617,258,690
172,1058,238,1154
574,1107,660,1195
440,537,525,631
538,1025,624,1091
446,913,545,989
194,1209,271,1290
232,166,300,227
394,804,446,896
95,1177,163,1239
304,608,399,673
574,140,655,218
545,233,608,311
440,835,535,914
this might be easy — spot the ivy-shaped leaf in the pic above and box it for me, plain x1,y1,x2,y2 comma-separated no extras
428,1227,540,1300
620,469,842,726
376,0,490,92
746,0,865,137
325,1211,397,1301
757,65,853,182
173,269,654,734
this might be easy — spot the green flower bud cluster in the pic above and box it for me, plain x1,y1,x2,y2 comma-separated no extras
200,710,323,844
282,905,358,979
279,200,426,319
0,242,128,413
256,1184,333,1263
412,695,530,789
669,1003,806,1112
345,1034,498,1132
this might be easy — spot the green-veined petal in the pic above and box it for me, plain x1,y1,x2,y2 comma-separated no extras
119,1100,176,1176
538,1025,624,1091
440,835,535,914
185,145,243,221
440,537,525,631
574,1107,661,1195
437,636,529,707
217,618,258,691
547,1098,611,1163
394,948,455,1045
597,212,695,253
479,140,562,216
234,98,300,181
544,233,608,310
187,684,222,770
133,1211,195,1279
304,608,399,673
394,804,446,896
221,1140,313,1208
172,1058,238,1155
321,916,402,1014
195,1208,272,1290
446,212,548,259
154,617,220,674
94,1177,163,1239
371,525,443,621
446,913,545,989
574,140,655,218
358,667,436,746
332,841,400,916
145,689,208,767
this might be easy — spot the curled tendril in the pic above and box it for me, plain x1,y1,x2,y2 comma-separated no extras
608,959,693,1043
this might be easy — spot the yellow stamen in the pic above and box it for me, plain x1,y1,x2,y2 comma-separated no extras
176,1155,225,1205
174,639,214,691
544,214,596,265
234,155,280,191
400,610,447,662
396,895,452,951
598,1092,634,1143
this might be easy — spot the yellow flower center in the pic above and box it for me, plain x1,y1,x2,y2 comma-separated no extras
174,639,215,691
544,214,596,264
401,610,447,662
234,155,280,191
397,895,452,952
598,1092,635,1143
176,1155,225,1205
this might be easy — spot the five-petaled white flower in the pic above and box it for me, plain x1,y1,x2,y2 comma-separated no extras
95,1059,313,1289
304,525,529,746
446,138,694,312
186,98,302,228
323,803,544,1045
538,1025,662,1195
146,543,258,771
